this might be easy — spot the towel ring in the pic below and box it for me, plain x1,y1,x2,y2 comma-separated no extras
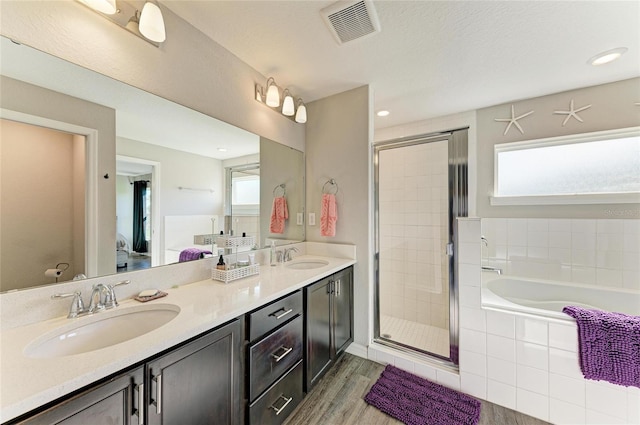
273,183,286,197
322,179,339,195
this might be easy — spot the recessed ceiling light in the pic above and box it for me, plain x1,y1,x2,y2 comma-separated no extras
377,110,390,117
588,47,628,66
217,148,227,152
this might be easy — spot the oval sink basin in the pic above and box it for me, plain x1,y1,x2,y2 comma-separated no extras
25,303,180,358
285,260,330,270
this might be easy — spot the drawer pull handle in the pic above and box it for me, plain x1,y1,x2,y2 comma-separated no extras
270,394,293,416
153,373,162,415
136,383,144,425
270,308,293,320
271,345,293,362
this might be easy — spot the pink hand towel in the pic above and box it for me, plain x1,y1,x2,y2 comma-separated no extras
269,196,288,234
320,193,337,237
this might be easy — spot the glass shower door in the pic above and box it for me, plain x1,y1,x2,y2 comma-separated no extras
374,129,467,364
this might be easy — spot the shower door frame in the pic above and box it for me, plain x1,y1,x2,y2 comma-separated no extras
373,128,468,367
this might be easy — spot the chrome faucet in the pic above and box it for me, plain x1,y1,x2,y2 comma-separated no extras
283,247,299,262
52,280,131,318
481,266,503,275
51,291,86,318
88,280,130,313
88,284,108,313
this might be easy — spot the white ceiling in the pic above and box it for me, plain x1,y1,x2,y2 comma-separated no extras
163,0,640,130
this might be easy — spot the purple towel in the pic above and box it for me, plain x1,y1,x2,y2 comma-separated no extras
563,305,640,388
364,364,481,425
178,248,212,262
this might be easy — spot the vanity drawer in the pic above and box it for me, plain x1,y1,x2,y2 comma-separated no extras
248,290,302,341
249,360,303,425
249,314,303,401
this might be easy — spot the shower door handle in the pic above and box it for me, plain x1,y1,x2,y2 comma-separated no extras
446,243,454,256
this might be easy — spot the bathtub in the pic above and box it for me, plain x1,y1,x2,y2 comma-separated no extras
481,275,640,321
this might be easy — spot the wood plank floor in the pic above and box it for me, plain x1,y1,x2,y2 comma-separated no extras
283,353,549,425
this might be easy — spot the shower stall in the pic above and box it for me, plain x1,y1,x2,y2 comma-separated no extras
373,129,468,365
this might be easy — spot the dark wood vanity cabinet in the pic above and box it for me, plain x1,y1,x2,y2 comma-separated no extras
12,367,144,425
9,266,356,425
304,266,353,391
11,319,242,425
146,319,243,425
246,290,304,425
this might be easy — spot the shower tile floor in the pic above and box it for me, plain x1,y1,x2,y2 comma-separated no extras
380,315,449,357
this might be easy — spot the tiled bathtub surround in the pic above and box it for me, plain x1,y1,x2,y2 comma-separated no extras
368,218,640,424
481,218,640,290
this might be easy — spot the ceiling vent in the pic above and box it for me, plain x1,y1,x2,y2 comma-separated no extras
321,0,381,45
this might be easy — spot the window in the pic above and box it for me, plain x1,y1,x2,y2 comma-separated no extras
492,127,640,205
225,164,260,215
232,175,260,206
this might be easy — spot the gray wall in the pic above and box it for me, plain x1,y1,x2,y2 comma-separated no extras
306,85,373,347
477,77,640,219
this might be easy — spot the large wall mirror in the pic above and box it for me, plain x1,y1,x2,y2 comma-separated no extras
0,36,305,293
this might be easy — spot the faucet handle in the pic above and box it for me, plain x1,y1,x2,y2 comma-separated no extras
275,251,284,263
105,280,130,308
284,247,299,262
52,291,85,318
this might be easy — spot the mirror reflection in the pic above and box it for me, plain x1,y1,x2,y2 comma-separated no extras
0,37,304,293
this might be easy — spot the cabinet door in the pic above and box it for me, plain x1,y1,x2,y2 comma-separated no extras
304,277,332,391
16,367,144,425
333,267,353,357
146,319,242,425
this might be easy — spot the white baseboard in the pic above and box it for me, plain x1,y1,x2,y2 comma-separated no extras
345,342,368,359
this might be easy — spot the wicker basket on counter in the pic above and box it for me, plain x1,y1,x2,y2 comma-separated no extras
211,264,260,283
216,235,255,249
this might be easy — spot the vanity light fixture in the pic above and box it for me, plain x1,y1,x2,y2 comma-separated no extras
265,78,280,107
282,89,295,116
588,47,628,66
139,1,166,43
76,0,166,46
295,100,307,124
255,77,308,124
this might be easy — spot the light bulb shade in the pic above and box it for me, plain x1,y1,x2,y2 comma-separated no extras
282,92,295,116
295,102,307,123
266,78,280,107
79,0,117,14
139,2,166,43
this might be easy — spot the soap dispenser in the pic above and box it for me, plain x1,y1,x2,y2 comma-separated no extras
217,254,226,270
270,241,277,267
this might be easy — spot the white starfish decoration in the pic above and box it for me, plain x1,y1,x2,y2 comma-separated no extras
494,105,534,135
554,99,592,126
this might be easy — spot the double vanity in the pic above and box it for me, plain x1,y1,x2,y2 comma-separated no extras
0,251,356,425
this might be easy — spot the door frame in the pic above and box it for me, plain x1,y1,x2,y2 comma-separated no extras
372,128,468,367
116,155,161,267
1,108,100,277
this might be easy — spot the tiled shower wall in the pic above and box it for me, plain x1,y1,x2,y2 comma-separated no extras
230,216,259,246
378,141,449,328
481,218,640,290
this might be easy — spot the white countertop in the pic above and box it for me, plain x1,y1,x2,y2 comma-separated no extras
0,255,355,422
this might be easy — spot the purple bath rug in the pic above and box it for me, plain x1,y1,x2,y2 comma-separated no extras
364,364,481,425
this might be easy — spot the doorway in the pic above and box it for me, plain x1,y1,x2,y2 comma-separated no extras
373,129,468,365
116,155,160,272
